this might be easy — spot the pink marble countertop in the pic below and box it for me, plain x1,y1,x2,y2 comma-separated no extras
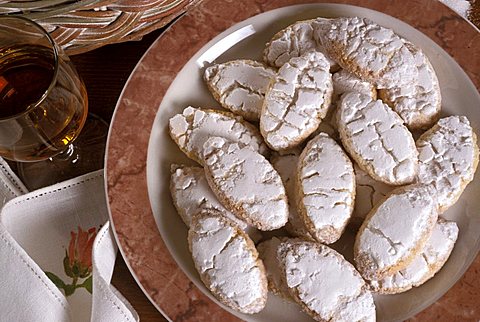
106,0,480,321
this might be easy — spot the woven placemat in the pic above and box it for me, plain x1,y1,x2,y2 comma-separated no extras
1,0,202,55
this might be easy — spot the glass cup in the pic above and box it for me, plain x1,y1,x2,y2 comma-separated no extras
0,16,106,189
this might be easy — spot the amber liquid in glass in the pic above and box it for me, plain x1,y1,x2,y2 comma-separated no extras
0,44,88,161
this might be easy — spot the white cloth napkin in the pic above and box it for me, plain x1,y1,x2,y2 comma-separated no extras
0,161,139,322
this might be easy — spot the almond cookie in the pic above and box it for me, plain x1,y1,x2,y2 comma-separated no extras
270,151,313,239
416,116,479,213
260,51,333,151
170,165,262,242
279,240,376,322
314,17,418,89
169,106,269,165
332,69,377,102
378,41,441,130
337,92,418,185
263,19,339,70
202,136,288,231
204,60,276,121
188,211,268,314
351,163,394,227
370,218,458,294
354,184,439,281
297,132,355,244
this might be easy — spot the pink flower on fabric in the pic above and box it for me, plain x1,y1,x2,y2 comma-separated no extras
45,226,97,296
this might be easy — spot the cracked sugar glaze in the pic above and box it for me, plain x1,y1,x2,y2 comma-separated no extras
145,3,480,322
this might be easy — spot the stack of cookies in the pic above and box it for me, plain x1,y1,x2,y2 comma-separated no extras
168,16,479,321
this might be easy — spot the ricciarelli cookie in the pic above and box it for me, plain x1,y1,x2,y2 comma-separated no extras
188,211,268,314
263,19,339,70
416,116,479,212
204,60,276,121
169,106,269,165
296,132,355,244
378,41,441,130
260,51,333,151
354,184,439,281
369,218,458,294
202,136,288,231
279,240,376,321
337,92,418,185
314,17,418,89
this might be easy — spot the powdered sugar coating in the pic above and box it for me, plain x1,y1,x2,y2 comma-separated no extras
280,241,376,322
370,219,458,294
169,106,268,164
204,60,276,121
352,163,394,226
355,184,438,280
314,17,418,89
332,69,377,102
297,133,355,244
203,137,288,231
338,92,418,185
189,213,267,313
260,51,333,151
416,116,479,212
378,42,441,130
263,19,339,70
271,151,312,239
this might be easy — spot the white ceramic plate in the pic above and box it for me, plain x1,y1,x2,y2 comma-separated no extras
146,4,480,321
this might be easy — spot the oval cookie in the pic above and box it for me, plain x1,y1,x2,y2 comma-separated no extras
370,218,458,294
188,211,267,314
416,115,479,212
263,19,338,70
168,106,269,165
314,17,418,89
338,92,418,185
297,132,355,244
378,42,441,130
204,60,276,121
260,51,333,151
354,184,439,280
202,136,288,231
279,240,376,322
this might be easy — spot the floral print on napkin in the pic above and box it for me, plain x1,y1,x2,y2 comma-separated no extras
45,226,97,296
